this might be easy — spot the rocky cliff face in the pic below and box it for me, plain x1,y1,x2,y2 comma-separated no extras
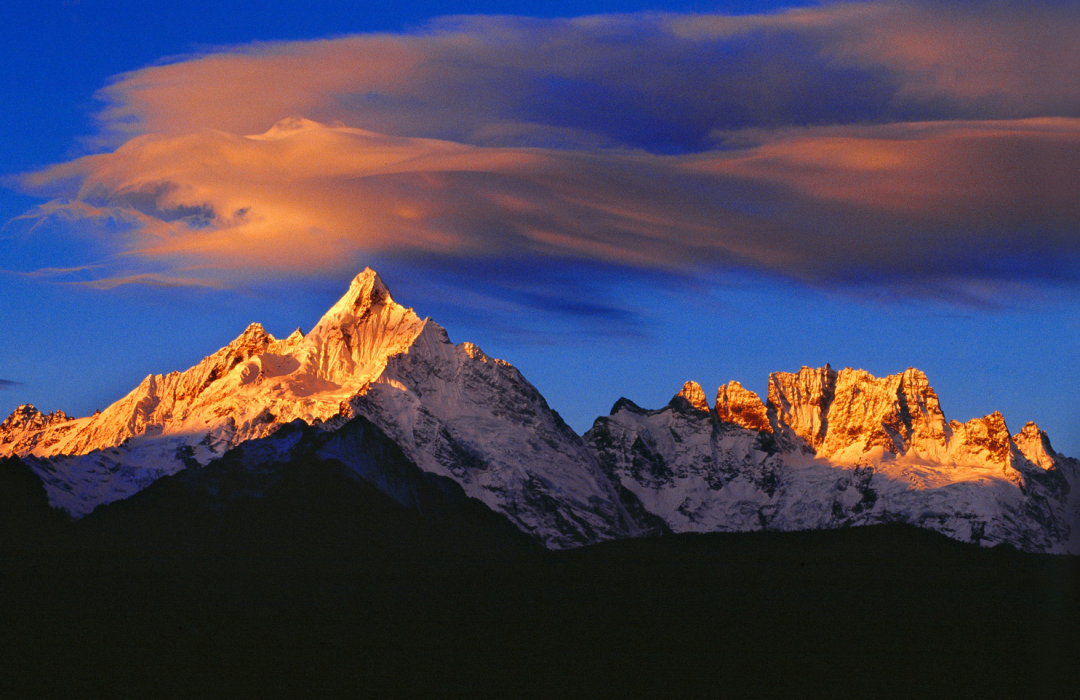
0,405,73,457
586,366,1078,553
715,381,771,434
1013,421,1058,471
767,365,836,452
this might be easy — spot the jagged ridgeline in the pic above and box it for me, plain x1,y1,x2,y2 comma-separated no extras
2,269,1078,552
588,375,1078,552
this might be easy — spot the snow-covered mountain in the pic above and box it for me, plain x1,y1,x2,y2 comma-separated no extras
586,368,1079,553
0,270,643,547
3,270,1077,552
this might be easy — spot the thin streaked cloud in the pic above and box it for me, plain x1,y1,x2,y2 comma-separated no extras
8,0,1079,309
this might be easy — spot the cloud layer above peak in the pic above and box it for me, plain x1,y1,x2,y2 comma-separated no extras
91,1,1080,150
11,1,1080,305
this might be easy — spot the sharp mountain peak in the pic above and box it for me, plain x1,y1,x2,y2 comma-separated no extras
1,271,1077,554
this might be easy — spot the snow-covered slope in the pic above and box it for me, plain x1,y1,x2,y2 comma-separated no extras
0,270,641,547
4,271,1076,552
348,332,641,547
585,369,1079,553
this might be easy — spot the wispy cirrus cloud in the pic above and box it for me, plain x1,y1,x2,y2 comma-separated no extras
9,1,1080,312
18,116,1080,298
89,1,1080,150
0,379,20,391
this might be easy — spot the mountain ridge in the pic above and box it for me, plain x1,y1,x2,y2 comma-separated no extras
1,269,645,547
587,368,1078,553
2,269,1077,552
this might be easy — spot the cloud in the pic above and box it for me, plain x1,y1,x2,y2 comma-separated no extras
18,116,1080,295
9,1,1080,309
700,118,1080,283
89,1,1080,152
0,379,20,391
1,200,225,289
72,273,229,290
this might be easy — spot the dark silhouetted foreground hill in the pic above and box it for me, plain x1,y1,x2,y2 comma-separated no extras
0,422,1076,698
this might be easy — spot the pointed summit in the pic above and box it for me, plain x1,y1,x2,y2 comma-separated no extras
1013,421,1058,470
232,322,273,347
1,405,45,431
298,269,427,385
716,381,772,433
351,266,389,293
669,381,710,413
320,268,394,322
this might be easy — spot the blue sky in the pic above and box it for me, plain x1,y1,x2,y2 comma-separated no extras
2,1,1079,455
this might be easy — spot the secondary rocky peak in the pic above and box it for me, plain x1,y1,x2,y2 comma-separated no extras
898,367,949,454
589,365,1080,552
767,365,837,451
2,404,43,431
0,404,74,457
1014,422,1046,447
950,411,1013,468
231,323,274,351
608,397,645,415
268,327,305,355
812,366,953,460
1,404,70,433
820,369,906,457
187,323,276,395
715,381,772,433
1013,421,1058,471
670,381,710,413
901,367,928,385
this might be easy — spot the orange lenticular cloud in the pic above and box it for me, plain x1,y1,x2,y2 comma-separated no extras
18,116,1080,294
95,37,425,141
88,2,1080,148
23,120,725,274
11,1,1080,298
707,119,1080,224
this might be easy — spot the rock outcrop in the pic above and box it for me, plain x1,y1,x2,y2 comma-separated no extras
586,367,1078,553
716,381,771,433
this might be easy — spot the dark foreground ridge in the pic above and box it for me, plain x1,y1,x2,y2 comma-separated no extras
1,445,1077,697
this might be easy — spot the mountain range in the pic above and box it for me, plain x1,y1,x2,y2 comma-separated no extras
2,269,1077,553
